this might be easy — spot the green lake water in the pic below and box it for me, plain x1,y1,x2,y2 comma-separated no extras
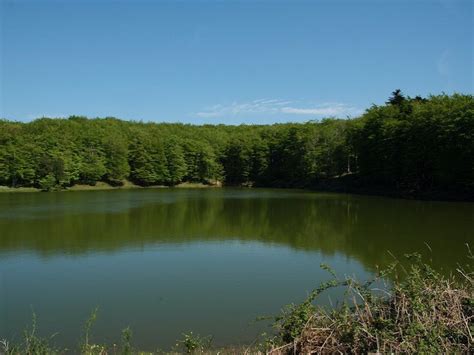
0,188,473,350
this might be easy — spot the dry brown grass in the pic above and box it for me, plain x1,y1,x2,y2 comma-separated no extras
268,253,474,354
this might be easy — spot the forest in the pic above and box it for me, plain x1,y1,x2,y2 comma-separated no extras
0,92,473,199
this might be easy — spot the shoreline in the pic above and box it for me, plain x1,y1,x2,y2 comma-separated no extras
0,181,221,193
0,179,472,202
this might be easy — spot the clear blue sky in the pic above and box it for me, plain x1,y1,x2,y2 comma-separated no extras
1,0,472,124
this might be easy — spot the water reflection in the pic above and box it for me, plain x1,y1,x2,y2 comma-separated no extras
0,189,473,349
0,189,472,271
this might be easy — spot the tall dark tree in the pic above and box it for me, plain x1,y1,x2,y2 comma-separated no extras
386,89,406,106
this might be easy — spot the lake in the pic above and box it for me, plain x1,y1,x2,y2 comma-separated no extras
0,188,473,350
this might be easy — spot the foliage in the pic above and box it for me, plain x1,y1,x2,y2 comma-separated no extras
164,136,187,185
1,309,134,355
103,136,130,185
121,327,133,355
266,252,474,354
0,92,472,198
352,92,474,195
175,332,213,353
81,307,104,354
19,312,60,354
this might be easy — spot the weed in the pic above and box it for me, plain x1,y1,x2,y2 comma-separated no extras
176,332,212,354
121,327,133,355
266,251,473,354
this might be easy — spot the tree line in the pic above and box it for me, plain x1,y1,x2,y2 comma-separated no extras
0,92,472,198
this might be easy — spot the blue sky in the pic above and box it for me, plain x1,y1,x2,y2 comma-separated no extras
1,0,472,124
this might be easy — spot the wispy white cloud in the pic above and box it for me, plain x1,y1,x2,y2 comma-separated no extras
196,99,293,118
196,99,361,118
437,49,454,91
437,49,451,77
281,103,361,116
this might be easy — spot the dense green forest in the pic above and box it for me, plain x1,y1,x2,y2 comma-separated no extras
1,92,473,199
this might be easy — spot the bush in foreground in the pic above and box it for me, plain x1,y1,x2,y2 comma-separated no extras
267,252,473,354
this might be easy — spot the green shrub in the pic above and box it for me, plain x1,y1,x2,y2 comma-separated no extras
267,252,473,354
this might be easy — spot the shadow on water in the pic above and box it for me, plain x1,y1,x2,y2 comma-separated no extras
0,188,472,271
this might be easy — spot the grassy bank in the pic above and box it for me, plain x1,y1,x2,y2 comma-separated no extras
0,180,219,193
0,185,41,193
2,251,472,354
